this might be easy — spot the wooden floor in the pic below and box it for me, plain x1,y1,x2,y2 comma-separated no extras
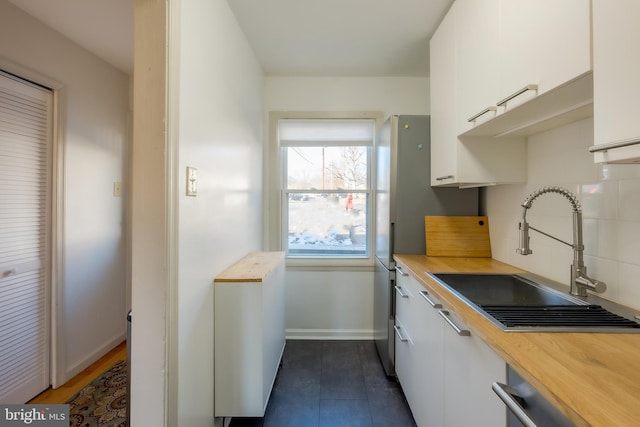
28,341,127,404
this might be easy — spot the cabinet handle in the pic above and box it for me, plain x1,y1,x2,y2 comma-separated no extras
394,285,409,298
394,325,409,342
496,84,538,107
492,382,539,427
419,290,442,309
395,266,409,276
467,106,497,123
589,137,640,153
438,310,471,336
435,175,454,181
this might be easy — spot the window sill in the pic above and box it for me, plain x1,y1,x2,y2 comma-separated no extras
285,257,374,271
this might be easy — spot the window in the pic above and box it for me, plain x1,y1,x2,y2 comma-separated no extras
278,118,375,259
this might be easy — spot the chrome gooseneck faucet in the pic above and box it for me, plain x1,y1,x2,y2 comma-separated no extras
516,186,606,297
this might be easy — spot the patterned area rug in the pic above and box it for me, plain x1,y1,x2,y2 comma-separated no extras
66,360,127,427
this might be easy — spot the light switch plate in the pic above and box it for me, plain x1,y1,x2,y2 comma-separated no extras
113,181,122,197
186,166,197,196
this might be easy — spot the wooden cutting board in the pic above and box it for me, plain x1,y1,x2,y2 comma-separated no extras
424,216,491,257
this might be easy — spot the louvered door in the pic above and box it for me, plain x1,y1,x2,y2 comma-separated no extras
0,72,52,403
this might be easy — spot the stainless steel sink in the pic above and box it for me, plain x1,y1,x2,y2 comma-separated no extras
429,273,584,307
427,273,640,333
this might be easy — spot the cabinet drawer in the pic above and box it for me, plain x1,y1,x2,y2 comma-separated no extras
394,269,414,327
393,262,507,427
443,309,506,427
393,316,414,403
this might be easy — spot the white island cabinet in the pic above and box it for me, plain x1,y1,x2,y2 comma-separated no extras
214,252,285,417
591,0,640,163
394,264,506,427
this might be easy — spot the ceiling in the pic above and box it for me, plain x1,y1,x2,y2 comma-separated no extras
228,0,453,76
8,0,453,77
8,0,134,74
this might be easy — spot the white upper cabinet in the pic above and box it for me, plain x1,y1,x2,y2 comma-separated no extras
456,0,501,133
499,0,591,110
430,5,459,185
430,1,526,187
591,0,640,163
430,0,593,186
459,0,592,136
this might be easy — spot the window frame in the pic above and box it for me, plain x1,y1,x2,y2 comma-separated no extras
267,111,384,268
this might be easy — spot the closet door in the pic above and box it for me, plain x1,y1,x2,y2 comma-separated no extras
0,71,52,403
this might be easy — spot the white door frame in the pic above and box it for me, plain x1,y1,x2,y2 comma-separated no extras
0,59,67,389
131,0,176,425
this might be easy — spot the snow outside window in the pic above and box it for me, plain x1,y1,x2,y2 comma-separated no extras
279,119,374,258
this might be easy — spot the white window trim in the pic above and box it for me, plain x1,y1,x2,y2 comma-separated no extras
265,111,384,268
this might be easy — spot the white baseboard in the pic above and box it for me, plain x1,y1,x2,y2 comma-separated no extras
62,332,126,384
285,328,374,340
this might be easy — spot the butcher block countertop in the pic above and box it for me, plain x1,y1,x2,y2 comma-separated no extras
214,251,284,283
394,254,640,427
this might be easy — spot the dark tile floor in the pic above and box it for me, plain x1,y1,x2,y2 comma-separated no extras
229,340,416,427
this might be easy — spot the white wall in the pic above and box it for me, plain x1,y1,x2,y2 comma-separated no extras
176,0,264,425
0,0,129,383
265,76,429,338
486,117,640,311
265,76,430,116
284,270,375,339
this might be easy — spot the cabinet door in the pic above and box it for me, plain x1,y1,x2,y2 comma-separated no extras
396,271,446,427
592,0,640,160
394,271,415,401
430,1,527,187
430,4,458,185
499,0,591,109
456,0,501,133
443,310,506,427
393,316,414,405
394,270,414,332
262,259,286,409
411,287,445,427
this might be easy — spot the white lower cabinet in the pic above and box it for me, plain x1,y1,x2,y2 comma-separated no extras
395,267,506,427
409,281,445,426
442,309,507,427
214,252,286,417
393,272,415,407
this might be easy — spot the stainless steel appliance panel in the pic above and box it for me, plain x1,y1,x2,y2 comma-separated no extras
374,257,395,376
374,117,394,270
495,366,575,427
373,115,478,377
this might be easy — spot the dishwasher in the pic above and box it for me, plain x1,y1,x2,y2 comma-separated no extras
492,366,575,427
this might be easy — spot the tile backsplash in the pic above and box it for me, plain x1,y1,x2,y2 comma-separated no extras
486,117,640,311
